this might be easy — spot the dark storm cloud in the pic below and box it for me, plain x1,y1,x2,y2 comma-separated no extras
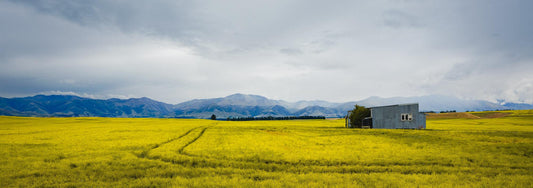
1,0,532,103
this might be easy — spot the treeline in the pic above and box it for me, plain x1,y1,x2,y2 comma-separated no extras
423,110,456,113
227,116,325,121
424,109,514,113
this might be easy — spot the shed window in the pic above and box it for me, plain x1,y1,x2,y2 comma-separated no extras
401,113,413,121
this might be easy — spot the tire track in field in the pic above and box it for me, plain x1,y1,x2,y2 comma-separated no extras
135,123,216,159
136,125,205,158
178,125,210,155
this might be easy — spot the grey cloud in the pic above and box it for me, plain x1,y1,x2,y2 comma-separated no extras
383,9,424,28
1,0,533,104
7,0,356,57
443,63,476,81
422,1,533,57
280,48,302,56
7,0,205,50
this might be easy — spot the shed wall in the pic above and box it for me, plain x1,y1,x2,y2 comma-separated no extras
418,112,426,129
371,104,421,129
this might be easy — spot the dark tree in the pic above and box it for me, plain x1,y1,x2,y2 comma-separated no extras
210,114,216,120
348,105,370,128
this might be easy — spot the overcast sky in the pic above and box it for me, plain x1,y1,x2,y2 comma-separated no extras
1,0,532,104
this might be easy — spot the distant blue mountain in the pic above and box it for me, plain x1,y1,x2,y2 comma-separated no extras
502,102,533,110
335,95,520,113
0,95,173,117
0,94,531,118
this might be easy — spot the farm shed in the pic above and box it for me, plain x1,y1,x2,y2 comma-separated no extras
346,103,426,129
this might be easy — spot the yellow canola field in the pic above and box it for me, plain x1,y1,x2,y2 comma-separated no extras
1,110,532,187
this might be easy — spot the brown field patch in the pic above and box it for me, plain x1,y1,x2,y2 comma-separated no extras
425,112,481,119
470,112,512,119
426,111,514,119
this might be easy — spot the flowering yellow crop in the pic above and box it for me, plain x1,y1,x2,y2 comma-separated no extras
1,110,532,187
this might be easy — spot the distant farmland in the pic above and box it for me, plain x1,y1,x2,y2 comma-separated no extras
1,110,532,187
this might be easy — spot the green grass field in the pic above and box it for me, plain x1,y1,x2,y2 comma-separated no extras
1,110,532,187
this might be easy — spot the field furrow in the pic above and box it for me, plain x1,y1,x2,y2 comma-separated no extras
178,124,214,154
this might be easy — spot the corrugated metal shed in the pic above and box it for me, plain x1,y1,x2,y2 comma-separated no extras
346,103,426,129
370,103,425,129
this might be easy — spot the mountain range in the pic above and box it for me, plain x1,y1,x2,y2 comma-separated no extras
1,93,531,118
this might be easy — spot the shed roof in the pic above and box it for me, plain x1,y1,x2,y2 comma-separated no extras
368,103,419,109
